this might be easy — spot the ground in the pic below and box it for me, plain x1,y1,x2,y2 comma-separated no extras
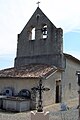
0,99,79,120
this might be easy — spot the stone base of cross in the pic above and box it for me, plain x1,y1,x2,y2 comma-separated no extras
31,79,50,112
31,111,49,120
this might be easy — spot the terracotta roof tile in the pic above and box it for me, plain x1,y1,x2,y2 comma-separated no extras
0,64,58,78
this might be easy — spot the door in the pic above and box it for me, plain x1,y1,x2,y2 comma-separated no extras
56,80,61,103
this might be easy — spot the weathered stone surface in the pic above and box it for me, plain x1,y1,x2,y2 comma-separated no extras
14,7,64,69
31,111,49,120
3,97,30,112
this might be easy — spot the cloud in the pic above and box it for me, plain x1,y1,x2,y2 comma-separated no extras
41,0,80,33
0,0,80,69
0,53,15,70
71,28,80,33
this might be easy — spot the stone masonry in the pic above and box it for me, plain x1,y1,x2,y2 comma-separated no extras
14,7,64,69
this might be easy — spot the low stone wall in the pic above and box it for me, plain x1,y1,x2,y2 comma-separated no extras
0,96,7,109
2,97,30,112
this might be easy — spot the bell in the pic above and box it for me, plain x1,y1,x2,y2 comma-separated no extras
42,27,47,35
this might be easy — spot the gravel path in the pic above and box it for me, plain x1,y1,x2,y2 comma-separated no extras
0,99,79,120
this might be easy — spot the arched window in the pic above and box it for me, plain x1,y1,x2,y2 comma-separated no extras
18,89,31,99
32,27,35,40
29,27,35,40
42,25,47,39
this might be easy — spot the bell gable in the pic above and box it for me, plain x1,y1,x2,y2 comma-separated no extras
15,7,63,68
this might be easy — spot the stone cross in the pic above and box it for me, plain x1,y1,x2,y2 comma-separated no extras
36,1,40,7
31,79,50,112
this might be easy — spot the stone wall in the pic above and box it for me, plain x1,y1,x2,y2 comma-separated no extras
0,78,38,96
14,7,64,68
3,98,30,112
42,71,61,106
0,71,61,108
62,58,80,101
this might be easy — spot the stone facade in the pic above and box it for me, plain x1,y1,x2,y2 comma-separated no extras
62,54,80,102
0,71,61,107
15,7,64,69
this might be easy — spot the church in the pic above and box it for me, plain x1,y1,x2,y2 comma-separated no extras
0,6,80,110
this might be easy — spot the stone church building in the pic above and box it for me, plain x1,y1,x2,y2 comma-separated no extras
0,7,80,109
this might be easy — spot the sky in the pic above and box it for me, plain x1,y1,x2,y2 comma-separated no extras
0,0,80,70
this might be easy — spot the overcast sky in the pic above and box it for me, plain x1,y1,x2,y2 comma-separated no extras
0,0,80,69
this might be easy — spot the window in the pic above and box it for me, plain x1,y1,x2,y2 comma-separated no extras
42,25,47,39
29,27,35,40
32,28,35,40
69,83,71,91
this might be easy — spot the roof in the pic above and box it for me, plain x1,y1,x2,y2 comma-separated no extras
0,64,60,79
64,53,80,64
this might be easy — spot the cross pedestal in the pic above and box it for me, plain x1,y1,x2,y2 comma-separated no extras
31,79,50,120
31,111,49,120
31,79,50,112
